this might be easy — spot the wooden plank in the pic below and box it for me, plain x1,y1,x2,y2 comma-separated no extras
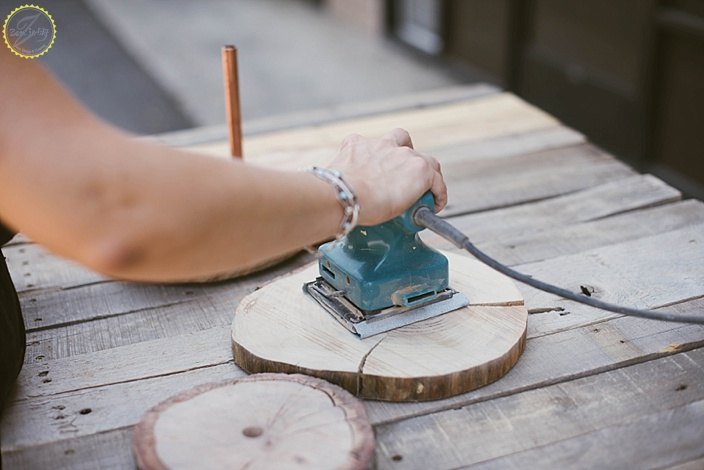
16,325,234,400
193,93,560,158
22,290,238,364
1,363,245,451
17,252,313,332
422,174,683,250
364,296,704,425
443,144,634,216
374,348,704,469
19,281,231,332
666,457,704,470
151,84,500,147
469,401,704,469
429,125,584,164
514,224,704,337
20,254,314,364
454,199,704,267
4,297,703,452
2,426,136,470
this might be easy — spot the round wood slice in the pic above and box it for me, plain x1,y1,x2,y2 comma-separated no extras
133,373,374,470
232,251,528,402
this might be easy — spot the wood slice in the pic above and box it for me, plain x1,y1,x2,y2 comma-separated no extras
132,373,374,470
232,251,528,402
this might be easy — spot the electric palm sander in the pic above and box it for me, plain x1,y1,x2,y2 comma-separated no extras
303,193,469,338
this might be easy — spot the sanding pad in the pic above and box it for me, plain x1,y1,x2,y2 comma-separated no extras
132,373,374,470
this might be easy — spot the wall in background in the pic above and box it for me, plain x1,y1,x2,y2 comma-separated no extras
333,0,704,200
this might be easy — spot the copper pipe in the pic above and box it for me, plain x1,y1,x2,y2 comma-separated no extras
222,45,243,158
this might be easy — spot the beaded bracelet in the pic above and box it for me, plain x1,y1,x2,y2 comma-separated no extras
305,167,360,239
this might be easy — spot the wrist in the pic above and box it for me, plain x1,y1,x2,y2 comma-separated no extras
304,167,360,239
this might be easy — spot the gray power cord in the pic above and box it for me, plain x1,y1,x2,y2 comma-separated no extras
413,207,704,325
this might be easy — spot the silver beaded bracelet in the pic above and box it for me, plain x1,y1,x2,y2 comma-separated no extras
305,166,360,239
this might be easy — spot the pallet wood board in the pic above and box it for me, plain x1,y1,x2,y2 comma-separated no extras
193,93,559,158
374,348,704,469
232,251,528,401
132,374,374,470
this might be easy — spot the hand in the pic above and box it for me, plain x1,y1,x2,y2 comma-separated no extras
327,128,447,226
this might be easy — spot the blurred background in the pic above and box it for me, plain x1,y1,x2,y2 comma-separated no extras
25,0,704,199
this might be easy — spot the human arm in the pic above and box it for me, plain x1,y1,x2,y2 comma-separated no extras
0,51,446,282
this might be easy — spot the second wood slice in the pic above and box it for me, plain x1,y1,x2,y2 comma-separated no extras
232,251,528,402
133,374,374,470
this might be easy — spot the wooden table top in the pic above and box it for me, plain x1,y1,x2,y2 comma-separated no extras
2,85,703,469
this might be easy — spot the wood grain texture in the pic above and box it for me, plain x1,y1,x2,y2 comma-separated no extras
364,296,704,425
469,401,704,470
374,348,704,469
232,252,528,401
133,374,374,470
422,174,682,251
152,84,499,148
193,93,559,158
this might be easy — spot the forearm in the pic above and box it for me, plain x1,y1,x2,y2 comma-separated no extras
0,122,341,281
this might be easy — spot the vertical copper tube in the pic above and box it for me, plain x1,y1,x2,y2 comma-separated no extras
222,45,243,158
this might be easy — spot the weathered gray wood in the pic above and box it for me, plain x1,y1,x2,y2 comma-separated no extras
665,457,704,470
16,325,234,400
151,84,500,147
443,144,635,216
195,92,560,158
22,292,239,364
515,224,704,337
19,281,229,332
374,348,704,469
4,298,703,452
429,125,584,163
364,296,704,425
460,199,704,266
18,252,313,332
423,174,682,250
468,401,704,470
2,426,136,470
1,363,246,451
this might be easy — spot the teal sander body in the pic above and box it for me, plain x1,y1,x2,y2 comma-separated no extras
303,193,469,338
